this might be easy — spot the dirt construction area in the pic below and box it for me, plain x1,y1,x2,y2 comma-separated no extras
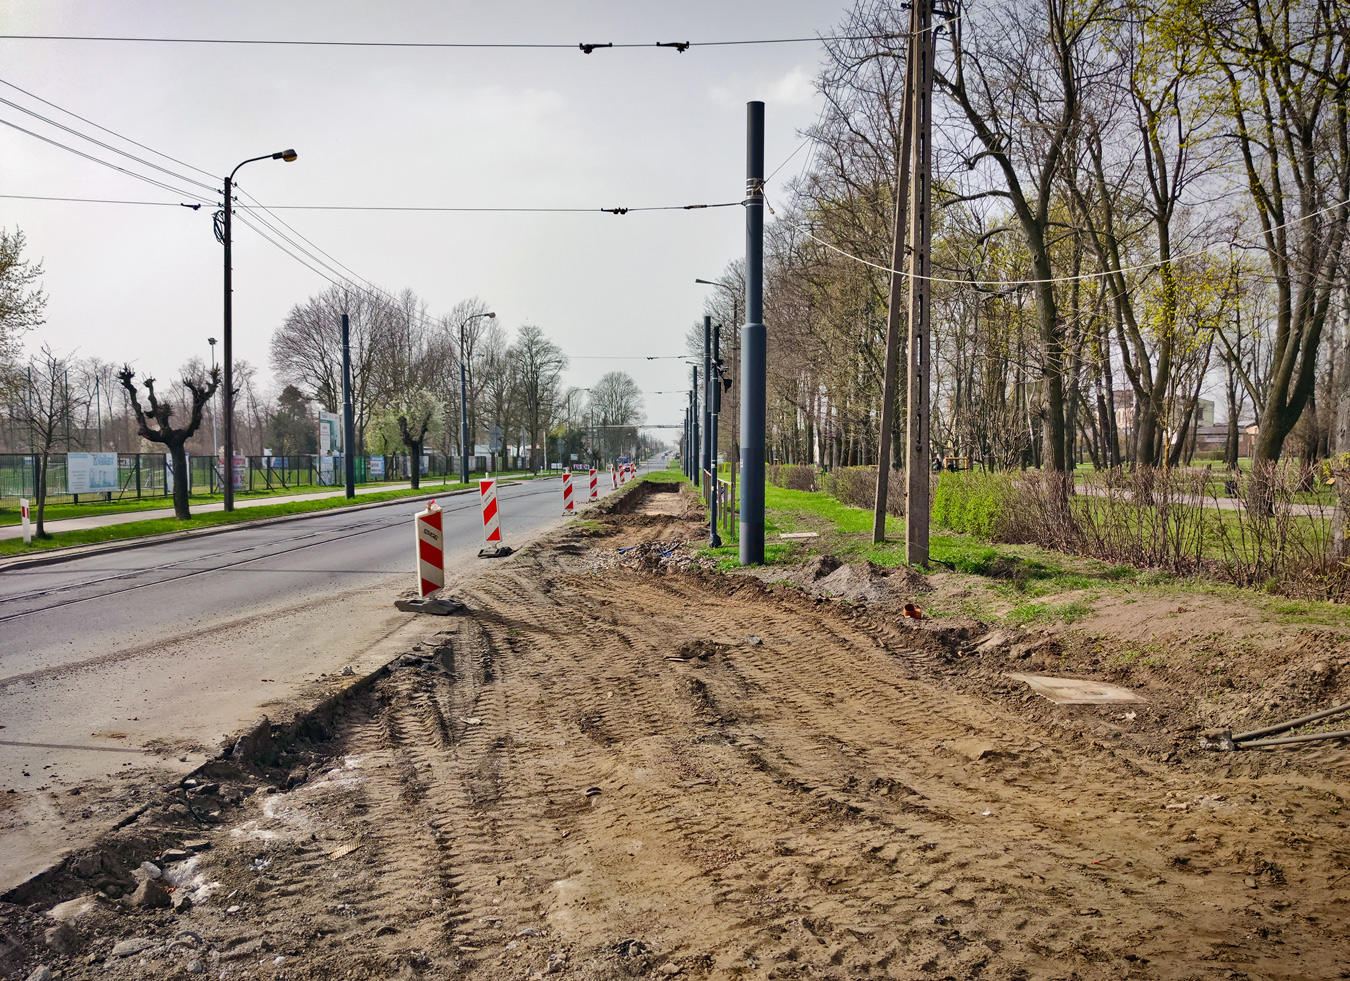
3,480,1349,980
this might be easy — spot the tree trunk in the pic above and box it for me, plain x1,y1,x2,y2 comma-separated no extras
1335,289,1350,558
36,450,50,537
168,442,191,520
409,440,422,490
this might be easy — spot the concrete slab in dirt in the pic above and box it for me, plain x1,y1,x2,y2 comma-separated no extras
781,532,820,540
1007,673,1144,705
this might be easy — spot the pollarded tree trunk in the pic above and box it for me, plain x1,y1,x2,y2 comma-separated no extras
118,366,218,521
167,441,191,520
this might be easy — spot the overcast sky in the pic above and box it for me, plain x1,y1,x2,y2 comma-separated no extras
2,1,850,434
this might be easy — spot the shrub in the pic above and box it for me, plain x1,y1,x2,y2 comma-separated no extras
767,464,818,492
932,470,1016,538
963,463,1350,602
823,466,906,516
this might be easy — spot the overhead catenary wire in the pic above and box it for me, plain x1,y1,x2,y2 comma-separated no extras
0,33,905,51
0,78,705,375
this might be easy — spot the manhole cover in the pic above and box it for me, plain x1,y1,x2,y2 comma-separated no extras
1007,673,1144,705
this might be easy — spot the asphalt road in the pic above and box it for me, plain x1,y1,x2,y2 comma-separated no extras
0,467,648,889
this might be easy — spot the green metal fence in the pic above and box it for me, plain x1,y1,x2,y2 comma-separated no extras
1,452,464,507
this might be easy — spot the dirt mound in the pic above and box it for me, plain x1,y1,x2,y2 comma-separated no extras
811,559,931,605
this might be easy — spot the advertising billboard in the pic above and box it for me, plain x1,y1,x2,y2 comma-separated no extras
66,452,119,494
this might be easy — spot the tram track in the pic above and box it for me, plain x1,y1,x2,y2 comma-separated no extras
0,482,556,626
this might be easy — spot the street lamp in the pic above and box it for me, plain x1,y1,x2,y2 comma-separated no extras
459,311,496,484
220,148,297,512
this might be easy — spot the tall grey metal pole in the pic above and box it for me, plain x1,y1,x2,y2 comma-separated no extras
460,323,470,485
905,0,935,566
341,313,356,499
684,406,691,477
710,322,722,547
222,174,235,512
741,101,766,565
702,316,713,484
691,365,700,488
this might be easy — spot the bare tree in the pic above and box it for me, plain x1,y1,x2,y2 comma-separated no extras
118,364,219,520
510,324,568,470
588,371,644,462
936,0,1112,482
1195,0,1350,480
270,284,395,453
9,346,84,537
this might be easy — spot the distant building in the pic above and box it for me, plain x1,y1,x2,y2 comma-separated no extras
1112,389,1216,445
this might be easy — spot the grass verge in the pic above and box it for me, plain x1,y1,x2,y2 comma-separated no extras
691,476,1350,630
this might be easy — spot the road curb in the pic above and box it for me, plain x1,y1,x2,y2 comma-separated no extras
0,485,488,573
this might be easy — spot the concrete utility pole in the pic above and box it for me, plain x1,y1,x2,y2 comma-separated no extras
905,0,935,566
341,313,356,499
741,101,766,565
873,3,918,546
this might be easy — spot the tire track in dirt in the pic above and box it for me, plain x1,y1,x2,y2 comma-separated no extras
46,487,1347,981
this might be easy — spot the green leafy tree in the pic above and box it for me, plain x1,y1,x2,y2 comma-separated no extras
266,384,318,455
372,390,443,489
0,228,47,393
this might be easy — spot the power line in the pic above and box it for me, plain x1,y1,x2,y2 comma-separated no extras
2,191,745,215
0,94,216,191
0,117,213,203
0,193,200,207
0,76,218,182
792,196,1350,288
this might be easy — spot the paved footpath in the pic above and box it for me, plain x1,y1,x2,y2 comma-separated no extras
0,478,489,541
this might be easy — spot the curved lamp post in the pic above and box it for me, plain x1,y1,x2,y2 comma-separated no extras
459,311,496,484
221,148,297,512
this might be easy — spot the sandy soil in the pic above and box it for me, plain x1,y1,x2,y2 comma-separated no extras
2,481,1348,980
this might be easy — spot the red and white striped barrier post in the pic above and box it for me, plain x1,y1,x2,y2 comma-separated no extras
619,465,627,485
480,478,502,544
562,471,575,513
589,468,598,500
20,498,31,545
414,500,444,597
612,465,618,488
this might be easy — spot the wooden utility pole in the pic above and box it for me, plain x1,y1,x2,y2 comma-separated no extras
872,4,919,545
905,0,935,566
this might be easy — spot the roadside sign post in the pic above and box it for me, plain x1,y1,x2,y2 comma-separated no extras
20,498,31,544
414,500,444,598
